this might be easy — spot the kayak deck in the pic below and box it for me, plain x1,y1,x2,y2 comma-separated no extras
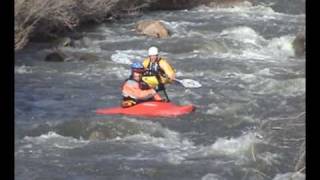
96,101,195,117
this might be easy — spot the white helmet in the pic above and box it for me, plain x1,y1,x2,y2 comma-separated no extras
148,46,159,56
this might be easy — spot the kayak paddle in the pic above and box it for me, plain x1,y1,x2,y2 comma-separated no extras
174,78,202,88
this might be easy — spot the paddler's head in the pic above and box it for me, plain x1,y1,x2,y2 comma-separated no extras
148,46,159,62
131,61,145,81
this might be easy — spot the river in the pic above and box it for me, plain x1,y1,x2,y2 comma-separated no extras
15,1,305,180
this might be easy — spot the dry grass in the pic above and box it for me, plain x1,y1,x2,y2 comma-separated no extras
14,0,156,50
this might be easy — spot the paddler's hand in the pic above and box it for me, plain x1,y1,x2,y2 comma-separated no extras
153,93,163,101
156,84,165,92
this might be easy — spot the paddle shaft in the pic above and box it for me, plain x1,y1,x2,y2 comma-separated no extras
154,74,171,102
174,79,184,87
162,86,170,102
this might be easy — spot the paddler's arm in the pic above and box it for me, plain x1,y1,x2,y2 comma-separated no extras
122,81,159,100
159,59,176,83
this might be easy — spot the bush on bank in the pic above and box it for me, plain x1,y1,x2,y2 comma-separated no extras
15,0,244,50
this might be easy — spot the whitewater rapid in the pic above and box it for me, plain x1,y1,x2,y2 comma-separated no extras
15,1,305,180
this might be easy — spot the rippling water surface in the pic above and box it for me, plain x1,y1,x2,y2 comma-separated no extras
15,1,305,180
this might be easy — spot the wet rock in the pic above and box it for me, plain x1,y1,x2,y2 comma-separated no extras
292,32,305,57
44,49,66,62
89,131,106,141
53,37,74,48
136,20,170,38
73,37,96,48
79,53,98,61
62,37,74,47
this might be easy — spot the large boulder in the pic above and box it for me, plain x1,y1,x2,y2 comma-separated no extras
292,32,305,57
136,20,170,38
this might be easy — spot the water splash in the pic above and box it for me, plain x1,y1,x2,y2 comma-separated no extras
194,132,260,158
220,26,266,46
201,173,225,180
111,50,146,65
15,65,33,74
272,172,305,180
265,35,295,58
22,131,89,149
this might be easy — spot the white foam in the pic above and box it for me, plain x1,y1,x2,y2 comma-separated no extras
161,20,205,38
220,72,257,83
206,103,222,115
193,1,303,20
251,78,305,96
240,74,257,83
15,65,33,74
23,131,89,149
272,172,305,180
109,66,131,79
256,152,281,166
257,68,273,76
220,26,266,46
111,50,146,65
120,132,195,164
176,71,205,78
265,35,295,58
212,29,297,60
194,1,274,14
176,78,202,88
193,3,305,26
197,132,260,157
64,64,130,80
201,173,224,180
206,103,257,124
111,120,197,164
182,89,202,99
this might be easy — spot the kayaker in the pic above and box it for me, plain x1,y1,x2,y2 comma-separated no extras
121,62,163,108
142,46,176,93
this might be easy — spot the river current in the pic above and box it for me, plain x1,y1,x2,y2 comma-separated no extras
15,1,305,180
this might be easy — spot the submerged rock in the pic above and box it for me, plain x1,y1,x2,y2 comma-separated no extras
79,53,99,61
136,20,170,38
52,37,75,48
44,49,66,62
61,37,74,47
89,131,107,141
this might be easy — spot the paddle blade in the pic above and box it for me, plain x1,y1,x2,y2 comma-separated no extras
175,79,202,88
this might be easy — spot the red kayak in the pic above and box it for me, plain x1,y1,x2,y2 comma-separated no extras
96,101,195,117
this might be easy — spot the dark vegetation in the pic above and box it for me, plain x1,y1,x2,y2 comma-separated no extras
15,0,244,50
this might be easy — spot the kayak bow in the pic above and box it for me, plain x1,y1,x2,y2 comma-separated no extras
96,101,195,117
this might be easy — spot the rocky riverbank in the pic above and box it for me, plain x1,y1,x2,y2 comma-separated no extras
15,0,246,50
